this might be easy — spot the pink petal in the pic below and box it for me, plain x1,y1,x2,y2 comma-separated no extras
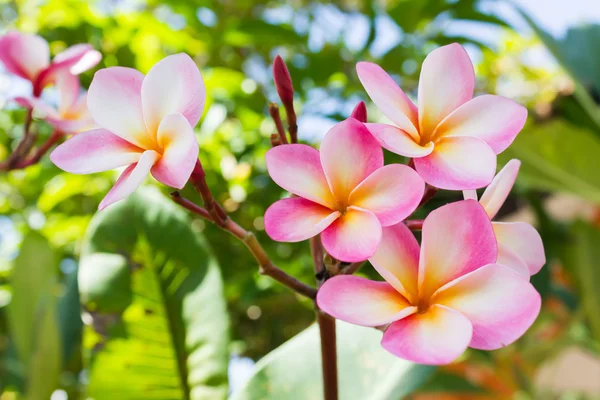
50,128,143,174
419,200,497,298
321,207,382,262
434,95,527,154
56,72,80,114
265,144,336,208
87,67,153,149
356,62,419,138
47,117,93,134
320,118,383,201
497,244,531,277
365,123,434,158
141,53,205,134
462,190,478,201
418,43,474,136
0,32,49,81
52,44,101,74
413,136,496,190
479,159,521,219
381,305,472,365
264,198,340,242
434,264,541,350
14,96,57,117
493,222,546,276
369,222,420,303
317,275,415,327
150,113,199,189
349,164,424,226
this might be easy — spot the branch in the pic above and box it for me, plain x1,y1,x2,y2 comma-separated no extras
418,185,438,208
269,103,288,144
316,311,338,400
406,219,423,231
170,192,317,299
1,109,34,170
16,130,62,168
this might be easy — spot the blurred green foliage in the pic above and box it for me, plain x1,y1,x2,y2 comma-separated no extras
1,0,600,399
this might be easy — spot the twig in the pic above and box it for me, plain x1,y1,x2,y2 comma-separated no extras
188,160,227,226
2,109,34,170
406,219,424,231
341,261,366,275
269,103,288,144
16,130,62,168
284,102,298,143
418,185,438,208
317,311,338,400
170,192,317,299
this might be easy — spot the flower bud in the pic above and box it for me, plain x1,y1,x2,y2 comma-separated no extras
273,55,294,105
351,101,367,123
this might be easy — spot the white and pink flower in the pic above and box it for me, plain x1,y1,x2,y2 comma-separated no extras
50,54,205,210
264,118,425,262
0,31,101,96
317,200,541,365
464,159,546,277
357,43,527,190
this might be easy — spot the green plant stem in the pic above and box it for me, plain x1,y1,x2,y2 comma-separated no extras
170,192,317,299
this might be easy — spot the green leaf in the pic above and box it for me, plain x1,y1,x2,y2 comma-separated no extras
499,120,600,204
57,268,83,365
561,221,600,341
231,320,435,400
80,188,229,400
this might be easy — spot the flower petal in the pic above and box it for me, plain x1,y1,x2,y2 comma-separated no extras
266,144,336,208
418,43,474,136
365,123,434,158
381,305,473,365
356,62,419,138
50,128,143,174
479,159,520,219
419,200,497,298
99,150,159,210
317,275,415,327
321,207,382,262
52,44,102,75
434,95,527,154
349,164,424,226
497,244,531,277
493,222,546,276
0,32,49,81
150,113,199,189
413,136,496,190
320,118,383,201
434,264,541,350
264,198,340,242
87,67,153,149
369,222,420,303
141,53,205,134
56,72,80,114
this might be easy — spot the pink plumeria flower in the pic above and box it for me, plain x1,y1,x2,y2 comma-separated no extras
50,54,205,210
0,31,101,96
357,43,527,190
15,72,94,134
317,200,541,365
463,159,545,277
264,118,425,262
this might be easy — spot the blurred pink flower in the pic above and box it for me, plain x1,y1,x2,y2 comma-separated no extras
50,54,205,210
463,159,546,277
264,118,425,262
317,200,541,365
0,31,101,96
15,72,95,134
357,43,527,190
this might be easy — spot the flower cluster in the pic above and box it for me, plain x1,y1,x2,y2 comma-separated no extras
1,31,544,366
0,31,101,134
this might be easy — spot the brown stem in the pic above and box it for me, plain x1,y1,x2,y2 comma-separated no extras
269,103,288,144
2,109,34,170
170,192,317,299
316,311,338,400
284,102,298,143
189,160,227,226
16,130,62,168
406,219,424,231
270,133,281,147
342,261,366,275
418,185,438,208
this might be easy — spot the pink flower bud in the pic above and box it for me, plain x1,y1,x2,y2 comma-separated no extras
351,101,367,122
273,55,294,105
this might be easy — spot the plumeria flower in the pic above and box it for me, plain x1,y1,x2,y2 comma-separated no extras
50,54,205,210
357,43,527,190
0,31,101,96
264,118,425,262
15,72,94,134
317,200,541,365
464,159,545,277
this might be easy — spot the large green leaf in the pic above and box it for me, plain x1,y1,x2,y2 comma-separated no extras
80,188,229,400
500,120,600,204
231,320,435,400
7,232,62,399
